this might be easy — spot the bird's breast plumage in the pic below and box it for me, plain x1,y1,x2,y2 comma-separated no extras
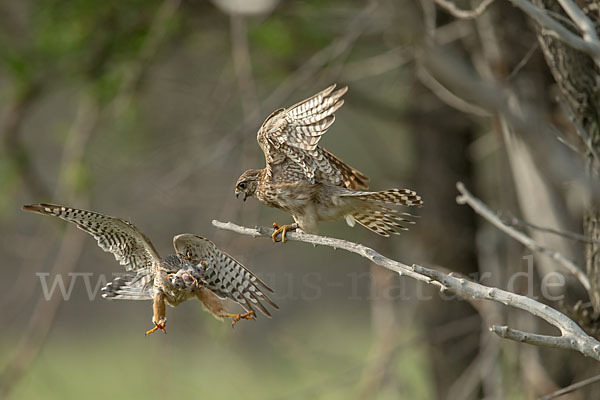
257,180,316,213
157,255,205,307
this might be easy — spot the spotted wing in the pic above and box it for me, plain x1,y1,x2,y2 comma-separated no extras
173,234,278,317
23,203,160,273
257,84,368,188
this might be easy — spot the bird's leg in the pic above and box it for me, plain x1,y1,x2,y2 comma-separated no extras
146,293,167,335
224,310,256,327
188,274,201,289
271,222,297,243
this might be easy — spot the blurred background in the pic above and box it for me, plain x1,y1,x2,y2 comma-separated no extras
1,0,599,399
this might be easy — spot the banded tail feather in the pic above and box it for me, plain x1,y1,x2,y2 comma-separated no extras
102,271,154,300
341,187,421,236
341,188,422,207
347,205,416,237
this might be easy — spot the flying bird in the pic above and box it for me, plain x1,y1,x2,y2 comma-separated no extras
235,84,422,242
23,204,277,335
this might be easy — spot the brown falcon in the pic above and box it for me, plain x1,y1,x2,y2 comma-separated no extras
235,84,423,241
22,203,277,335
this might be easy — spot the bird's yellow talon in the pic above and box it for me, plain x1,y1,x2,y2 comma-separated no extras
189,274,200,288
145,320,167,335
271,222,281,242
225,310,256,327
271,222,295,243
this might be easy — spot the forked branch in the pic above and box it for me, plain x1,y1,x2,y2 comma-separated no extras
456,182,591,292
212,219,600,361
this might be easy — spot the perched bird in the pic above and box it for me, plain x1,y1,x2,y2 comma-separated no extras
235,84,422,242
22,204,277,335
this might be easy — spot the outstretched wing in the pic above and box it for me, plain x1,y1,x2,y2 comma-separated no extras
173,234,278,317
22,203,160,273
257,84,368,189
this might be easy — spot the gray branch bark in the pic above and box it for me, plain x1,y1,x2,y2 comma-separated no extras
211,219,600,361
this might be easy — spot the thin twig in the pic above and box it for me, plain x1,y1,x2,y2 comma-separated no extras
456,182,591,291
212,219,600,360
507,0,600,68
556,134,582,154
230,13,260,127
110,0,181,117
502,213,600,245
558,99,600,169
538,374,600,400
435,0,496,19
420,0,437,39
506,41,539,81
417,67,491,117
342,47,411,82
264,1,377,109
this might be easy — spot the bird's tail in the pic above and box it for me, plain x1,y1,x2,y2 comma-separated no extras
342,188,422,236
102,270,154,300
341,188,422,206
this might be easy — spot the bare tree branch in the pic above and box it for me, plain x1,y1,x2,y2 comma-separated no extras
538,374,600,400
263,1,377,108
435,0,496,19
420,45,600,202
507,0,600,68
417,67,492,117
491,325,586,350
558,99,600,169
507,41,539,81
503,213,600,245
555,0,599,45
229,13,260,127
211,219,600,361
342,47,411,82
456,182,591,292
109,0,181,117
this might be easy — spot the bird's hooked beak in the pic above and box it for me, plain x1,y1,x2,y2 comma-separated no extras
235,190,247,201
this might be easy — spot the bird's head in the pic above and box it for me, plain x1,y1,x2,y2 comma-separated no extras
235,169,262,201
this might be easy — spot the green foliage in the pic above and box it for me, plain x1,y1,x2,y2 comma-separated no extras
250,18,294,59
0,0,168,92
63,160,93,195
0,49,35,92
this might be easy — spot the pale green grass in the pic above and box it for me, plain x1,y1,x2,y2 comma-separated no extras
5,310,433,400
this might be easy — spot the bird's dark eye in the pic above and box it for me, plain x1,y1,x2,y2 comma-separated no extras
238,182,247,190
